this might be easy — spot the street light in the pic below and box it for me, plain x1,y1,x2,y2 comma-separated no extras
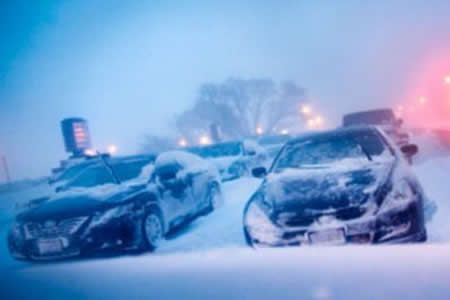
199,135,211,145
178,138,188,147
445,76,450,85
280,129,289,135
306,119,316,129
256,126,264,135
395,105,404,117
300,104,312,116
84,148,97,156
315,116,323,126
1,155,11,184
106,144,118,155
419,97,427,104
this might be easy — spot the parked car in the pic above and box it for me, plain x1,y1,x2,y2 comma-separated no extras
342,108,410,147
8,151,221,261
187,140,269,181
243,126,428,248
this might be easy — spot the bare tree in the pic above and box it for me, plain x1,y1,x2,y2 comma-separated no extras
176,78,306,141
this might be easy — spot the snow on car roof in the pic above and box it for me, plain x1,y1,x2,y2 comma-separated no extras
155,150,206,169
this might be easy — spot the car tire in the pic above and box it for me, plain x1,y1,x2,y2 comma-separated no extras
417,229,427,243
206,182,222,213
141,209,165,252
243,225,254,247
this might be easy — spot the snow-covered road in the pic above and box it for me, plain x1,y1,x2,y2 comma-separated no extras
159,178,261,254
1,153,450,299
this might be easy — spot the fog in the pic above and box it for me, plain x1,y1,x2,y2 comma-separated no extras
1,0,450,180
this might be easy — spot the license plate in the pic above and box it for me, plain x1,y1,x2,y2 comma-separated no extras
37,238,63,255
309,228,346,245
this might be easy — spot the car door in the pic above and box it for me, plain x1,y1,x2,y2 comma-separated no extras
154,162,191,223
183,166,209,214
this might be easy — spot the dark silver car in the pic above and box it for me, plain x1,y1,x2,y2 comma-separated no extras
243,126,428,247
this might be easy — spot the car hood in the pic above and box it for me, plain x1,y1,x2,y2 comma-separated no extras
264,159,394,224
207,156,241,171
17,183,146,223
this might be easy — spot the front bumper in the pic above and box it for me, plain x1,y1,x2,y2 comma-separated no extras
8,216,139,261
8,234,82,261
246,201,426,247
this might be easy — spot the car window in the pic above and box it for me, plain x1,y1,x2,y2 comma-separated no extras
112,159,152,182
67,165,116,189
53,162,97,183
155,163,182,181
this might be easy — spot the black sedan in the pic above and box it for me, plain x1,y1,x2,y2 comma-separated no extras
8,151,222,261
243,126,428,247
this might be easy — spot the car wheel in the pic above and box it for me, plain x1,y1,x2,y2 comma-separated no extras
243,225,254,247
142,210,164,251
206,183,222,213
417,229,427,243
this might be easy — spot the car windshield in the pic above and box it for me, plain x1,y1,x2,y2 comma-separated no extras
272,130,389,171
55,162,97,183
112,159,152,182
65,165,116,189
258,135,291,146
188,142,243,158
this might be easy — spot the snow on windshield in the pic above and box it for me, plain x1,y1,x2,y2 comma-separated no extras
266,157,393,206
272,130,391,171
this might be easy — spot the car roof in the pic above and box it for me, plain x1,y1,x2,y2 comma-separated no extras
107,154,156,165
287,126,381,146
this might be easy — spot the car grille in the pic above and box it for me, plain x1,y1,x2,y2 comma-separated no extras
281,206,366,227
23,217,89,239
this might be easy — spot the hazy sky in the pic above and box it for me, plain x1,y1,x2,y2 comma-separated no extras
1,0,450,180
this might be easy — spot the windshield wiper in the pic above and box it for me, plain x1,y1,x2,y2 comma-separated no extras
358,143,373,161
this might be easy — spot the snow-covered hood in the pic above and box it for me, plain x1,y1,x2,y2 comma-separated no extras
17,183,146,223
264,158,394,222
207,156,241,172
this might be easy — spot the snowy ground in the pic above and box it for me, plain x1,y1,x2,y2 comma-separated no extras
1,143,450,299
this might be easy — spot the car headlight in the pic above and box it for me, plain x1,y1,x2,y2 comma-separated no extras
379,179,414,214
244,195,283,245
11,223,23,239
91,203,135,227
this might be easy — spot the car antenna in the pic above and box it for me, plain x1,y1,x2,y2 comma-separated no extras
97,151,121,184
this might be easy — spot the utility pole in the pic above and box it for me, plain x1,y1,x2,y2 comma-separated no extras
1,155,11,184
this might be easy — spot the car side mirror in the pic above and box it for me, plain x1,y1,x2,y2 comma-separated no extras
247,150,256,156
252,167,267,178
400,144,418,157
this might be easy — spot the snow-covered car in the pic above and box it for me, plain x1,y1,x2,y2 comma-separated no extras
187,140,269,181
343,108,410,147
8,151,221,261
243,126,428,247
